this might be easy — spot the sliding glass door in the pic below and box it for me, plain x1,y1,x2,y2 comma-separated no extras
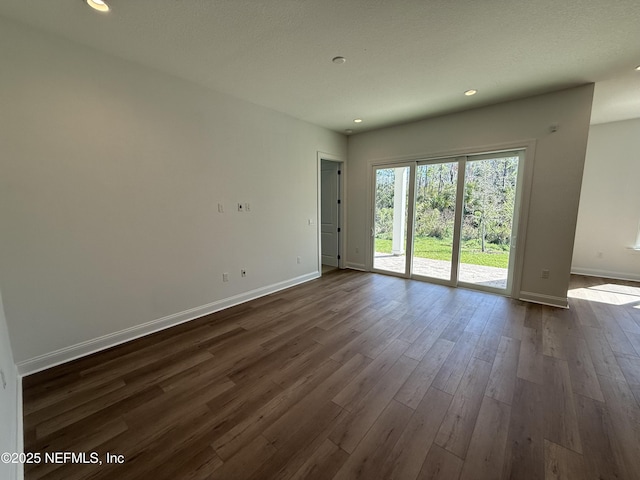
371,151,523,294
458,154,521,291
412,160,460,283
372,165,413,276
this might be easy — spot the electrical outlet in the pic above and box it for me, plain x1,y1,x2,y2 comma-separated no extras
218,203,224,213
245,203,251,212
222,272,229,282
541,269,550,279
241,269,247,277
297,256,301,264
237,203,243,212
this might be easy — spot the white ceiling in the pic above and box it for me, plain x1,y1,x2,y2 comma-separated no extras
1,0,639,133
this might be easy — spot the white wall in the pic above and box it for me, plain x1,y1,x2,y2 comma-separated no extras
346,85,594,306
0,288,20,480
0,17,346,372
572,118,640,281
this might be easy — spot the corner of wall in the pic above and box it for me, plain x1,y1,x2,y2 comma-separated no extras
0,289,22,480
519,291,569,308
15,373,23,480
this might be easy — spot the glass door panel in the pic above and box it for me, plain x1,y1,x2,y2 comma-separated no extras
412,162,459,281
459,155,520,290
373,166,410,275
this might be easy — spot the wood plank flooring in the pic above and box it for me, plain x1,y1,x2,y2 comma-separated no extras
22,271,640,479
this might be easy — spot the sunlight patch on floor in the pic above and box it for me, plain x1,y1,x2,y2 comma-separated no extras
568,283,640,306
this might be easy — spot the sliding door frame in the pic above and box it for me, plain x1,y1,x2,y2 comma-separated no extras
409,156,465,287
456,150,525,295
370,162,416,279
366,140,537,299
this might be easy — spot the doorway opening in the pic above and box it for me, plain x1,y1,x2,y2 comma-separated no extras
372,150,524,295
321,158,343,273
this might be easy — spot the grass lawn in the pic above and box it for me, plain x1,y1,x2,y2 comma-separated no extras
375,236,509,268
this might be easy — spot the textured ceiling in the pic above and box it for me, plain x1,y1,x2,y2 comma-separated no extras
0,0,639,132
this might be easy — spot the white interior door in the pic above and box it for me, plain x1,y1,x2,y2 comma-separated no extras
321,160,340,267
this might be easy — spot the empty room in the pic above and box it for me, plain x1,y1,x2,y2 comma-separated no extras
1,1,640,479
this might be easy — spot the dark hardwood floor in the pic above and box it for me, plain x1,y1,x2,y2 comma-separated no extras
22,270,640,479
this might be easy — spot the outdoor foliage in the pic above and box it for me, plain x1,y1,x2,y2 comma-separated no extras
375,157,518,267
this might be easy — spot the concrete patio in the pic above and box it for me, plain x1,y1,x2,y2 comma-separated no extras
373,253,508,289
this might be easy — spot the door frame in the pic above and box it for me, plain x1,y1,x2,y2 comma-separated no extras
455,150,525,296
366,140,536,299
409,156,465,287
370,162,416,279
317,152,346,273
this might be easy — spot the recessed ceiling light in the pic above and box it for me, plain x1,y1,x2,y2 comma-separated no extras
332,56,346,64
464,89,478,96
635,65,640,71
353,118,363,123
85,0,110,12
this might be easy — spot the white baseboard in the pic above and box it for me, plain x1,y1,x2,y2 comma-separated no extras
571,267,640,283
346,262,367,271
17,272,320,376
519,291,568,308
